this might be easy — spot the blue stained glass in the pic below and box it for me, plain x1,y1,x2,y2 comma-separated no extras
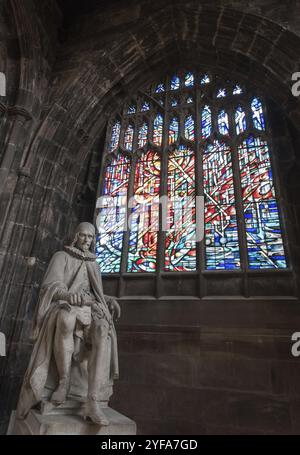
217,88,226,98
138,122,148,148
201,105,212,139
153,114,163,146
141,101,150,112
201,74,210,84
204,141,240,270
184,115,195,141
96,154,130,273
185,72,194,87
244,202,287,269
235,106,246,134
170,75,180,90
155,83,165,93
109,121,121,152
124,124,134,151
233,85,243,95
127,103,136,114
238,136,287,269
218,110,229,135
251,97,265,130
169,117,179,144
205,205,240,270
103,73,286,275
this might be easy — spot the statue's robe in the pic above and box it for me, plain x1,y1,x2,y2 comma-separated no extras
16,247,118,419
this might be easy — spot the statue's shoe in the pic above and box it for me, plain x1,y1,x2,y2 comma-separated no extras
83,400,109,426
51,381,68,405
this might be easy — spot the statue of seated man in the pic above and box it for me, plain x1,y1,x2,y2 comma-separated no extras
16,222,120,426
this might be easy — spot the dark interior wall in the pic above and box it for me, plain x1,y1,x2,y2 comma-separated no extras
0,0,300,434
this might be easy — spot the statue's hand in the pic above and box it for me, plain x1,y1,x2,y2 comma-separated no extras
69,292,83,306
108,298,121,321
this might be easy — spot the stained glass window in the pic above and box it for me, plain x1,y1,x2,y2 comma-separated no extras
155,83,165,93
185,72,194,87
184,115,195,141
141,101,150,112
170,75,180,90
99,72,288,279
233,85,243,95
251,97,265,130
235,106,246,135
203,141,240,270
218,110,229,135
127,103,136,114
96,154,130,272
127,150,161,272
165,146,196,271
138,122,148,148
153,114,163,146
201,105,212,139
201,74,210,84
109,121,121,152
169,117,179,144
238,136,286,269
217,88,226,98
124,124,134,151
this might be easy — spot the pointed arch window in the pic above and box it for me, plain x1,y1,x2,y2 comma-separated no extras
170,75,180,90
169,117,179,144
184,72,194,87
109,120,121,152
153,114,164,146
201,105,212,139
138,122,148,148
235,106,247,135
124,124,134,151
218,110,229,135
96,72,288,280
184,115,195,141
251,97,266,130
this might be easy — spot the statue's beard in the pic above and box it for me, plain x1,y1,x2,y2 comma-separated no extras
77,242,91,252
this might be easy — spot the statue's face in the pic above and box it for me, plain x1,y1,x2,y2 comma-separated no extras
76,228,94,252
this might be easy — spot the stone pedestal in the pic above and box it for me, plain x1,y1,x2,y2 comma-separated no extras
8,404,136,435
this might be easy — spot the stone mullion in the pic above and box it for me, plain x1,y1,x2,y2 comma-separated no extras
156,98,169,297
120,116,140,279
243,94,253,136
195,85,205,296
229,100,249,296
119,140,137,283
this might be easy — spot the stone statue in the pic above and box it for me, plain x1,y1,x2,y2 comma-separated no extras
16,222,121,427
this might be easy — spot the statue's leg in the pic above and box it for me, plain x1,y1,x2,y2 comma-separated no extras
83,319,110,425
51,309,77,405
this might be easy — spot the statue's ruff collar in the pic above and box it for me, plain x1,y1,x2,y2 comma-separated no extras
64,245,96,262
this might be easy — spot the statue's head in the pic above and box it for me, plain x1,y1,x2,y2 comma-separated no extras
71,222,96,253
